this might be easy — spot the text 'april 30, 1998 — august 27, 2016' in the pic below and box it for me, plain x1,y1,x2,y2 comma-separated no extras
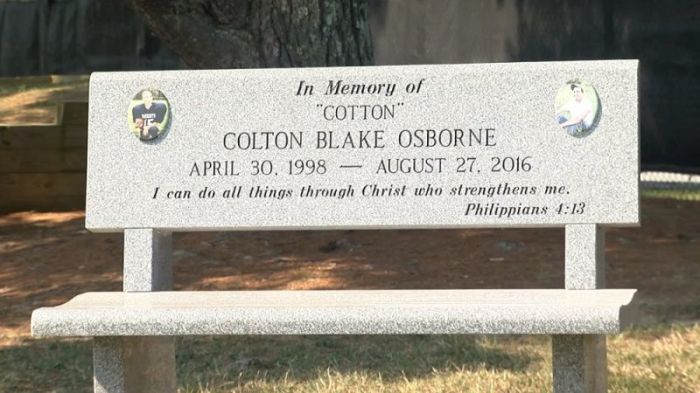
88,62,638,229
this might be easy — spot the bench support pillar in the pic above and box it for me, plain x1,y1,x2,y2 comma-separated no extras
93,229,176,393
123,228,173,292
94,337,177,393
564,224,605,289
553,224,607,393
552,335,607,393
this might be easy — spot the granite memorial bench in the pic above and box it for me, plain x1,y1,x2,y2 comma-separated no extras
32,60,640,393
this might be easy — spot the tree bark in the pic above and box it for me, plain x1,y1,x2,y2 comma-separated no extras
129,0,373,69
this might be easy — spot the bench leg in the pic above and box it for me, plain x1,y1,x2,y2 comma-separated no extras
552,335,607,393
94,337,176,393
92,229,177,392
123,229,172,292
556,225,607,391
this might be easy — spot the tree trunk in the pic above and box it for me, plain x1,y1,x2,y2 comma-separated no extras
129,0,373,69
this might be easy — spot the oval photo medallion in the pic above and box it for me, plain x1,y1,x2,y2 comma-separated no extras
128,89,171,141
554,80,601,138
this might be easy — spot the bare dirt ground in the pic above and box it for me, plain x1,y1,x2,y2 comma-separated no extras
0,75,88,125
1,197,699,343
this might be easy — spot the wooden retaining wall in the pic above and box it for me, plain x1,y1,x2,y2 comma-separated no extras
0,103,88,212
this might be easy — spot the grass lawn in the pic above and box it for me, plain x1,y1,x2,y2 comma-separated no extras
1,324,698,392
1,193,698,392
641,188,700,201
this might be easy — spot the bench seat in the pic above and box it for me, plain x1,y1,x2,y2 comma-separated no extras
32,289,638,337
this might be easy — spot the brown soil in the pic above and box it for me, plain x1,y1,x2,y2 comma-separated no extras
0,76,88,125
1,197,699,344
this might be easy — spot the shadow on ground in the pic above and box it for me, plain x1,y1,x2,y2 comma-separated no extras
0,335,538,393
1,197,699,391
2,197,699,339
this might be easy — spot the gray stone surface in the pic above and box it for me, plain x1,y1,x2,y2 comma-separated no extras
565,224,605,289
94,229,176,393
35,61,641,392
94,338,126,393
85,61,639,231
557,224,608,392
32,289,638,336
93,337,176,393
553,335,607,393
123,229,172,292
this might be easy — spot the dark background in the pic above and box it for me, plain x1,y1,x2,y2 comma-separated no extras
1,0,698,170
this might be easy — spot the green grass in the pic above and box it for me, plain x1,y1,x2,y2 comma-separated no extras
1,324,698,392
640,188,700,201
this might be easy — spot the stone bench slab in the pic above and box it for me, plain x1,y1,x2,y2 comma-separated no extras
32,289,638,337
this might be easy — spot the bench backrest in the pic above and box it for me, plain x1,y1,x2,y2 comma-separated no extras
85,61,639,232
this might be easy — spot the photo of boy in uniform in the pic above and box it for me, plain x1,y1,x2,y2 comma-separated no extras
131,89,167,140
